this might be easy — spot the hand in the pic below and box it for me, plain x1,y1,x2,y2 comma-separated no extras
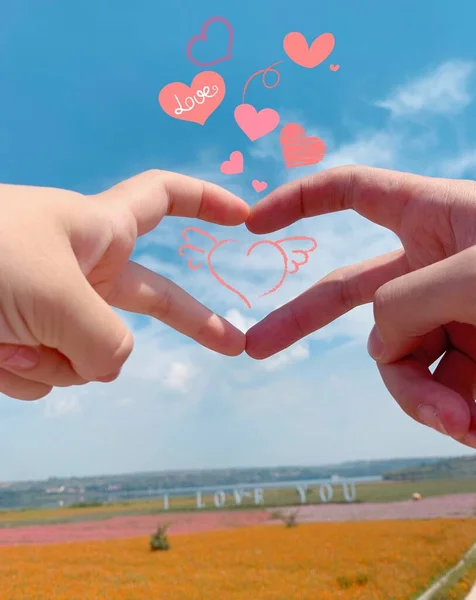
246,165,476,449
0,170,249,400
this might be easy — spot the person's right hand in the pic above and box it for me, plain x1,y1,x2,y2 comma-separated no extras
246,166,476,449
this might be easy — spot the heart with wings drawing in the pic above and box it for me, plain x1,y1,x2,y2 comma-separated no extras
178,227,318,308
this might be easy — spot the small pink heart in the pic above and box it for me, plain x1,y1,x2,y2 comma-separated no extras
220,151,244,175
234,103,280,141
330,64,340,72
252,179,267,193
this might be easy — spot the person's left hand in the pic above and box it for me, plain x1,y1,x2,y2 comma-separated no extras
0,170,249,400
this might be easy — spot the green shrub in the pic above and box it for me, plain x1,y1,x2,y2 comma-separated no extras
356,572,369,586
336,573,369,590
150,522,171,551
337,576,352,589
271,509,299,527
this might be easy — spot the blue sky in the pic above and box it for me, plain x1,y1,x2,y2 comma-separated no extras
0,0,475,480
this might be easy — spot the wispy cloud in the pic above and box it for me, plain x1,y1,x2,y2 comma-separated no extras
261,342,310,371
438,149,476,178
376,60,475,118
163,361,196,393
225,309,257,333
44,394,82,418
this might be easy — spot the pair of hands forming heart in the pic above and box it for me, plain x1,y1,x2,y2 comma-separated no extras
1,165,476,453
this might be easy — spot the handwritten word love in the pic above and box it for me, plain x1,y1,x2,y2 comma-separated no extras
173,85,219,115
158,71,225,125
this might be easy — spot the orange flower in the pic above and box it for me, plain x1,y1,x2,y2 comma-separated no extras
0,519,474,599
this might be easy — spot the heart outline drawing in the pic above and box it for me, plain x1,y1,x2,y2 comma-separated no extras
178,227,318,308
186,16,234,67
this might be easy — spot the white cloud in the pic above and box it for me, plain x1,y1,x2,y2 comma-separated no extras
376,60,475,117
44,394,82,418
261,342,310,371
225,309,257,333
438,149,476,178
164,361,195,393
318,131,399,171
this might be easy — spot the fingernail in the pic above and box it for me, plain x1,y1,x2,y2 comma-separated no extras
2,347,39,370
367,325,385,360
416,405,448,435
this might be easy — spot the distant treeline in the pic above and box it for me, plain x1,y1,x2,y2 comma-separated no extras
383,455,476,481
0,456,456,510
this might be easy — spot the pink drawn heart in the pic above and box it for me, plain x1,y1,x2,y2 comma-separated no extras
186,17,234,67
209,240,287,309
252,179,267,192
234,103,280,141
220,151,244,175
330,64,340,72
158,71,225,125
283,32,335,68
280,123,326,169
178,227,318,309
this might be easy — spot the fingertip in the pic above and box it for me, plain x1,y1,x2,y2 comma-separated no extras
245,323,273,360
221,331,246,356
201,315,246,356
245,215,267,235
202,188,250,226
230,199,252,225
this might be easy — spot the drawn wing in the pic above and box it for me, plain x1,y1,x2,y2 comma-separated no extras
178,227,218,270
274,236,318,275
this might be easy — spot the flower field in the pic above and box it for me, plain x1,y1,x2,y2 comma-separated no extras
0,519,475,599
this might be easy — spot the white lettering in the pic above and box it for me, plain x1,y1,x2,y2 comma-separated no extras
319,483,333,503
173,94,186,115
196,491,205,509
173,85,220,115
296,485,308,504
214,491,226,508
233,489,245,506
254,488,264,505
342,481,356,502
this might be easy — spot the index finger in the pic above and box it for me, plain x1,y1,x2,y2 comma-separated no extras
97,169,250,236
246,249,408,359
246,165,441,235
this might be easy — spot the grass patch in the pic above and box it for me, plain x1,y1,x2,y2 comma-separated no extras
423,548,476,599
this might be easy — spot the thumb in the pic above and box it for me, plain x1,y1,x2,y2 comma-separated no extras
368,247,476,363
38,258,133,381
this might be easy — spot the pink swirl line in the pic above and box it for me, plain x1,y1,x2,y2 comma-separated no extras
242,61,284,104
